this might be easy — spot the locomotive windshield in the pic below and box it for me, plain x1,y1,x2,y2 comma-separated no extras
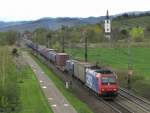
102,77,116,85
95,69,112,74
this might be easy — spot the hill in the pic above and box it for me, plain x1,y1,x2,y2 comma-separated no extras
0,11,150,32
0,17,104,32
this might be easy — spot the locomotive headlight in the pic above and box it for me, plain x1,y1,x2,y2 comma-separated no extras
101,88,105,91
113,88,117,91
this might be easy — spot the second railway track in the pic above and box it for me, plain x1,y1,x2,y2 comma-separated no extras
118,88,150,113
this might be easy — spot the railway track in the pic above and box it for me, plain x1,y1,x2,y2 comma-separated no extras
117,88,150,113
106,100,132,113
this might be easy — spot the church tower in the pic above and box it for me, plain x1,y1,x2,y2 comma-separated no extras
104,10,111,39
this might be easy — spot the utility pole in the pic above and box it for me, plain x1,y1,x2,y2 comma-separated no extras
46,32,52,48
127,36,133,89
62,35,64,52
61,26,66,53
85,32,88,62
34,32,38,52
47,37,50,48
82,29,88,62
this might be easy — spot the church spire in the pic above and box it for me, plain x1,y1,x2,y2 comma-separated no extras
104,10,111,39
106,10,109,19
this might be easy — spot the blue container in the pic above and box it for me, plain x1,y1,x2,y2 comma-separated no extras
47,51,57,63
65,60,77,75
26,40,32,47
44,49,55,59
47,51,52,61
38,45,45,55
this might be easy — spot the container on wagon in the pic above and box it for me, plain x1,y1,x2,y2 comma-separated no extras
30,43,37,51
74,61,91,83
38,45,45,54
43,48,56,59
65,60,78,75
48,51,57,63
26,40,32,47
28,42,36,51
55,53,69,67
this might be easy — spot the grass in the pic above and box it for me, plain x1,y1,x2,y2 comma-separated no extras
0,46,20,112
19,65,53,113
0,46,53,113
67,47,150,76
66,47,150,99
31,54,94,113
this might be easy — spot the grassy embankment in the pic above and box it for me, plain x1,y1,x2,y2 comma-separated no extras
0,46,19,112
19,65,53,113
0,46,53,113
31,54,94,113
66,47,150,99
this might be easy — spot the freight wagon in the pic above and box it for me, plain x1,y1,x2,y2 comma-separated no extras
42,48,56,59
37,45,45,54
65,60,78,76
56,53,69,70
74,61,91,83
47,51,57,63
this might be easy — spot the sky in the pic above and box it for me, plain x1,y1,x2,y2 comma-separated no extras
0,0,149,21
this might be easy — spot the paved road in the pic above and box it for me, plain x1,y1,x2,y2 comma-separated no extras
23,52,77,113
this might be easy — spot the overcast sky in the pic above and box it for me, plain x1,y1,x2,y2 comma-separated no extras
0,0,149,21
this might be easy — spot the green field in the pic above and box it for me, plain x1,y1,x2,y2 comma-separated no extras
66,47,150,99
31,54,94,113
68,47,150,75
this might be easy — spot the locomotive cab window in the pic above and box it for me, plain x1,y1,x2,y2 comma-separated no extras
101,77,109,85
95,69,112,74
102,77,116,85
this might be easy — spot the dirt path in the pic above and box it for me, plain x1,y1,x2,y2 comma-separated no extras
23,52,77,113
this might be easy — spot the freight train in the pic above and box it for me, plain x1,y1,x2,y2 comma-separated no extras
26,40,119,98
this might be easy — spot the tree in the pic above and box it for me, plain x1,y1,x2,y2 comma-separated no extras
32,28,48,45
6,30,20,45
0,31,20,45
129,26,144,42
119,28,129,40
